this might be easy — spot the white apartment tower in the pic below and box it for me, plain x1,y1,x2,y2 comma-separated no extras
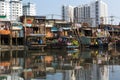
10,0,23,21
64,0,108,27
90,0,108,27
23,2,36,16
62,5,74,22
0,0,10,20
0,0,23,21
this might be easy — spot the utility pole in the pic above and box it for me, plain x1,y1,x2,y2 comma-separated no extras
51,14,54,19
110,16,117,54
110,16,114,37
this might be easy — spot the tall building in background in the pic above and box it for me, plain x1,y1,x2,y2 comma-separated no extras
0,0,36,21
62,5,74,22
0,0,10,20
62,0,108,27
90,0,108,27
74,4,91,26
23,2,36,16
10,0,23,21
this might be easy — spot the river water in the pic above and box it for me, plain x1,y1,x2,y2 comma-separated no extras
0,47,120,80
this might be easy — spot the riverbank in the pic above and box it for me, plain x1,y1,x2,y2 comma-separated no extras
0,42,119,52
0,45,26,51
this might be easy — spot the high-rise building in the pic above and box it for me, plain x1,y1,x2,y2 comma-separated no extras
63,0,108,27
90,0,108,27
62,5,74,22
0,0,36,21
0,0,10,20
10,0,23,21
0,0,23,21
74,4,91,25
23,2,36,16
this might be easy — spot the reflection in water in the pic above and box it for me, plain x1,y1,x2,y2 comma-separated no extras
0,47,120,80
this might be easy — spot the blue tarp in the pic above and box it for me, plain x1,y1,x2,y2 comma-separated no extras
51,27,58,32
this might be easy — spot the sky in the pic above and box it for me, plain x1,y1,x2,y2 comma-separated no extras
23,0,120,24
